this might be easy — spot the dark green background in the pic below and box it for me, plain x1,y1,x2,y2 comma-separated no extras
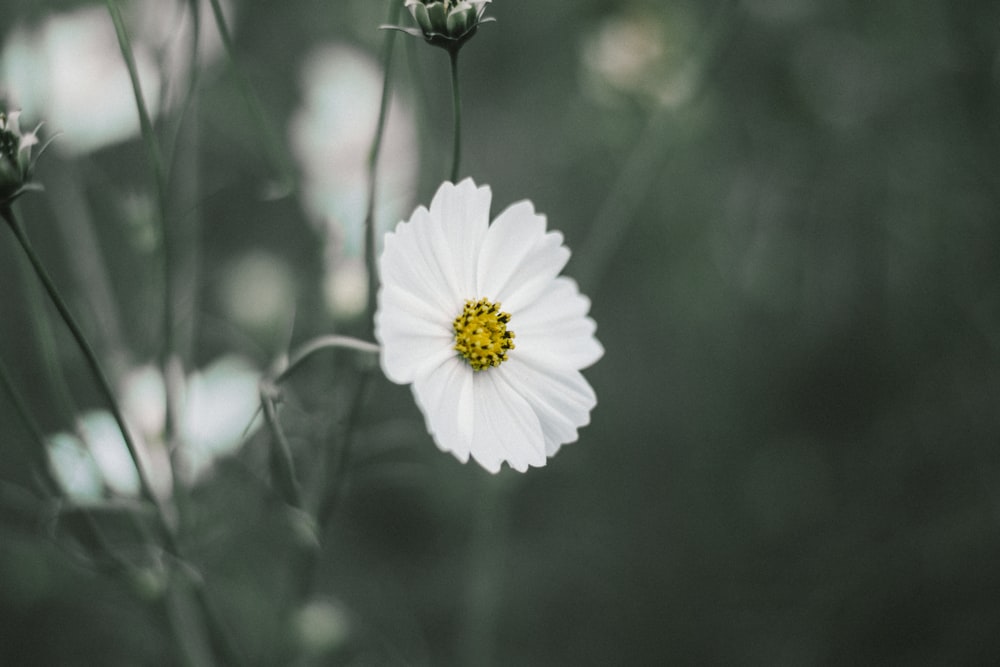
2,0,1000,664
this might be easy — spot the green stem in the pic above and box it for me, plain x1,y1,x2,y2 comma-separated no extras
14,234,82,440
0,354,62,498
258,335,378,510
364,0,403,337
207,0,295,194
449,49,462,183
104,0,166,189
259,383,303,509
316,370,373,530
2,208,245,663
2,207,161,513
275,335,379,385
104,0,180,459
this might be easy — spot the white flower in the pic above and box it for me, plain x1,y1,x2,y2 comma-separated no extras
375,179,603,473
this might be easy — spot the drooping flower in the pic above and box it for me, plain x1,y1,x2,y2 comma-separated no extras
387,0,494,53
375,179,603,473
0,109,43,205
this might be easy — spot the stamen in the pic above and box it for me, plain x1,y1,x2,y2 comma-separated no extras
452,297,515,371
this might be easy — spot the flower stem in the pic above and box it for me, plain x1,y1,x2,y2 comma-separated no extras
2,205,244,667
259,382,303,509
2,206,161,511
258,335,378,510
364,0,403,338
0,354,62,497
105,0,182,469
274,335,379,385
449,48,462,183
207,0,295,194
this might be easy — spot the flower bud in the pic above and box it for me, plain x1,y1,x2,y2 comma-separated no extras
398,0,494,53
0,110,43,206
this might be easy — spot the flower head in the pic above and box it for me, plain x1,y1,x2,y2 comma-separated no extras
0,109,43,205
393,0,494,53
375,179,603,473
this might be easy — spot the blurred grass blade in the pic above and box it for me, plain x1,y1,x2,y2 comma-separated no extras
207,0,295,196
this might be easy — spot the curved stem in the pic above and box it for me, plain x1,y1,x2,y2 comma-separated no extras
274,335,379,385
449,49,462,183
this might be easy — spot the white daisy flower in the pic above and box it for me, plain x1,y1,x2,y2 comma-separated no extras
375,178,603,473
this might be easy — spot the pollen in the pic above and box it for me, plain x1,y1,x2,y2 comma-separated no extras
453,297,516,371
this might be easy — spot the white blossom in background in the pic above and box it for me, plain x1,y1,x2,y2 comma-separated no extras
289,44,417,319
580,7,699,109
216,250,297,334
375,179,603,473
47,409,171,501
46,356,261,499
120,355,262,482
0,0,231,155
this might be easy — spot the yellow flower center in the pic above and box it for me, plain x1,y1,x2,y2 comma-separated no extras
453,298,515,371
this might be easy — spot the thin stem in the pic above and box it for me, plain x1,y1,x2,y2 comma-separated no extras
14,234,81,438
2,208,245,662
291,365,374,603
258,334,378,509
275,335,379,385
207,0,295,194
316,370,373,530
104,0,180,464
0,354,62,498
0,254,141,577
104,0,166,190
2,207,160,513
449,49,462,183
364,0,403,337
259,383,303,509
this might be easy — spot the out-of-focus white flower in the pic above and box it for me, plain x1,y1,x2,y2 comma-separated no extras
580,8,699,108
323,256,369,318
46,432,104,501
289,44,417,319
0,0,231,155
179,356,261,479
124,356,262,482
46,409,171,500
293,599,351,656
47,355,261,499
375,179,603,473
216,251,297,332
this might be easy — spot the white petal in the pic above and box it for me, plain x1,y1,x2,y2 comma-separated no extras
511,277,604,370
428,178,491,297
469,370,545,473
500,359,597,457
377,284,449,335
379,207,456,316
412,357,475,463
476,200,570,312
377,289,457,381
378,323,454,384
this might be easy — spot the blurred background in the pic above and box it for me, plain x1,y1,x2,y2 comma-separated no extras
2,0,1000,664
